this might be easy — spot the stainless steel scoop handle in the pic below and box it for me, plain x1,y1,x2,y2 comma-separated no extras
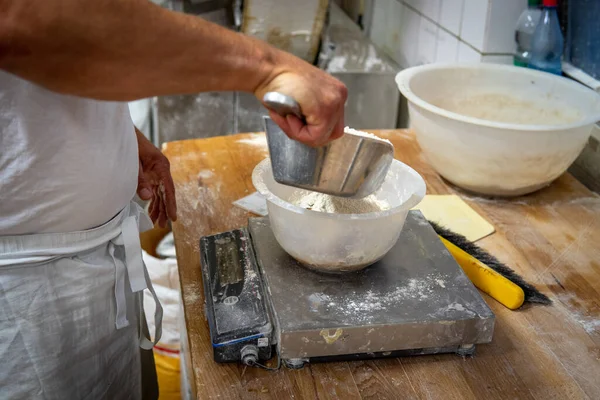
262,92,304,121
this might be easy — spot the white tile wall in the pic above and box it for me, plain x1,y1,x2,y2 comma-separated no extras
369,0,390,53
439,0,464,36
436,28,459,63
399,5,420,67
389,0,406,62
421,0,441,23
367,0,522,69
484,0,527,53
404,0,421,14
481,54,513,64
457,41,482,63
460,0,489,52
416,16,438,65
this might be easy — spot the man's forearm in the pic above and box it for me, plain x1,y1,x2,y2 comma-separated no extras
1,0,348,146
0,0,291,100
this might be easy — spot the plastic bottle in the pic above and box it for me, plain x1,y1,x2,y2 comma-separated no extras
514,0,542,67
529,0,564,75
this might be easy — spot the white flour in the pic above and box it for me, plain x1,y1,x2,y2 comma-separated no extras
344,127,392,145
291,191,390,214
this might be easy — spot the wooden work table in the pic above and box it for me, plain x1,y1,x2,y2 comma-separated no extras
163,130,600,400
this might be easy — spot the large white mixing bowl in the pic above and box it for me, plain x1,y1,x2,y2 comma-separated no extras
396,63,600,196
252,158,426,273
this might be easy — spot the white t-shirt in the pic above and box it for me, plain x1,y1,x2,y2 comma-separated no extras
0,71,139,235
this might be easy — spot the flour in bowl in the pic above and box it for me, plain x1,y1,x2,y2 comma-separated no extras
344,127,392,145
291,191,390,214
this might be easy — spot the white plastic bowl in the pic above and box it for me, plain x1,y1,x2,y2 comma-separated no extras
252,158,426,273
396,63,600,196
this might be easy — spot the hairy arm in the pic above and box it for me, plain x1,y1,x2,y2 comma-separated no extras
0,0,347,144
1,0,282,99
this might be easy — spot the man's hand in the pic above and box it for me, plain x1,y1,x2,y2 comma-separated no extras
255,61,348,147
135,128,177,228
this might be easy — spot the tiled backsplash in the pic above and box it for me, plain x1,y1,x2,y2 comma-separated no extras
369,0,526,68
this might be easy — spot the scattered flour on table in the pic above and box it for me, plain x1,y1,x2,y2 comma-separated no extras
197,169,214,179
236,134,267,148
556,293,600,335
344,127,392,145
182,281,203,305
291,191,390,214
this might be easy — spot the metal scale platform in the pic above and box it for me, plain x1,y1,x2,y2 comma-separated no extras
200,211,495,369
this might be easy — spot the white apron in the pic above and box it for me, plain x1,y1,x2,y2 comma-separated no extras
0,201,163,400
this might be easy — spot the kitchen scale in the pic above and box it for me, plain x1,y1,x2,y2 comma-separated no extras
199,211,495,369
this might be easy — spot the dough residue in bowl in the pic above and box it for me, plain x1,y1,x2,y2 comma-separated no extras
290,191,390,214
432,93,582,125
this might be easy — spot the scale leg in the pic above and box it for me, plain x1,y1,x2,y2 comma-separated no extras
456,344,476,358
283,358,308,369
